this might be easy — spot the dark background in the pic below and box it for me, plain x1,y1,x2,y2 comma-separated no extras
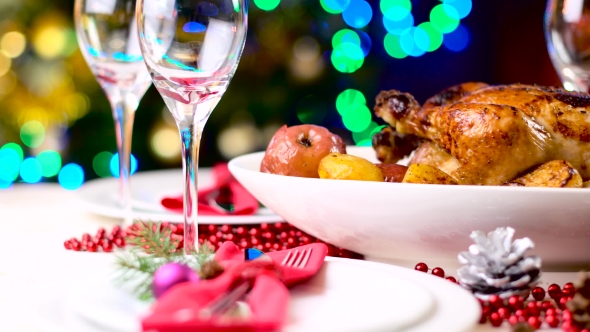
0,0,561,185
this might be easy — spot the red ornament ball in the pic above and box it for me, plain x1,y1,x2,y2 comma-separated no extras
545,315,559,328
548,283,561,299
531,287,545,301
445,276,457,283
488,294,503,310
414,263,428,273
508,296,523,310
431,267,445,278
508,315,520,325
562,287,576,298
497,307,510,319
489,312,503,327
527,316,541,329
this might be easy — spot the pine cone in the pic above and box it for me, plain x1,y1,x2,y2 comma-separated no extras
566,271,590,329
457,227,541,300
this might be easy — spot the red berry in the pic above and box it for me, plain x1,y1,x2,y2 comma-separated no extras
64,240,72,250
508,296,523,310
541,300,553,311
431,267,445,278
531,287,545,301
562,287,576,298
545,308,557,316
548,284,561,299
102,240,113,252
260,223,268,230
563,310,572,322
489,312,503,327
508,315,520,325
497,307,511,319
545,315,559,328
414,263,428,273
514,309,526,318
446,276,457,283
559,296,570,309
82,233,91,242
86,241,97,252
114,238,126,248
564,282,575,291
488,295,503,309
527,316,541,329
526,301,540,317
479,306,490,324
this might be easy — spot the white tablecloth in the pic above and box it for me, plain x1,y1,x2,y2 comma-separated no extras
0,184,578,331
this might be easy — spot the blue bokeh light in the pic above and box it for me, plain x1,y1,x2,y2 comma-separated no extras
0,178,11,189
399,28,426,57
110,153,138,178
383,6,411,21
342,0,373,29
413,27,431,52
58,163,85,190
444,0,472,19
183,22,207,33
20,158,42,184
443,24,470,52
383,13,414,36
0,148,20,182
357,30,372,56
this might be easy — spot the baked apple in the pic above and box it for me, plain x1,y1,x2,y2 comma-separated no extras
260,125,346,178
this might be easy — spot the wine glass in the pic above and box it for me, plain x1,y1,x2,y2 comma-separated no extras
545,0,590,92
74,0,152,225
136,0,248,252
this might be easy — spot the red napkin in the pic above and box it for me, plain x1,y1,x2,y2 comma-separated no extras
141,242,329,332
160,163,259,216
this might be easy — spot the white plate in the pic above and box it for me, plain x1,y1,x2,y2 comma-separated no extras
77,168,283,224
229,146,590,270
30,256,479,332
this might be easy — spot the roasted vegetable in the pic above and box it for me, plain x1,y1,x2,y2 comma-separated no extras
318,154,384,182
402,164,458,185
375,164,408,183
506,160,583,188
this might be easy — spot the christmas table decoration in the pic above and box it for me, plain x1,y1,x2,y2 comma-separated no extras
566,271,590,330
457,227,541,300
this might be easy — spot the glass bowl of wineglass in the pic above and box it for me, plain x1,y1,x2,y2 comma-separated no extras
136,0,248,252
545,0,590,92
74,0,153,225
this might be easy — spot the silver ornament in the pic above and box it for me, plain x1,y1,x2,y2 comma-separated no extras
457,227,541,300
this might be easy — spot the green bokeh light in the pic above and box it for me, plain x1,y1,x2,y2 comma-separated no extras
341,104,372,132
371,125,388,137
1,143,24,163
320,0,350,14
93,151,113,178
355,139,372,146
384,33,407,59
20,121,46,148
332,29,360,49
331,43,364,73
37,150,62,177
430,4,460,33
336,89,366,115
253,0,280,11
296,95,327,124
418,22,443,52
352,121,378,143
380,0,412,20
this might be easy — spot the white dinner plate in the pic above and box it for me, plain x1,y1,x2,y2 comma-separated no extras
77,168,283,224
31,255,479,332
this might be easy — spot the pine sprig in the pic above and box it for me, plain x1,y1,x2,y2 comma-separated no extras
114,220,216,301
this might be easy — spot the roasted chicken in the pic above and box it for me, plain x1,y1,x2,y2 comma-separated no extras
372,83,590,185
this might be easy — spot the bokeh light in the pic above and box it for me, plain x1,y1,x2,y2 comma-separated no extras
0,179,11,189
444,0,472,19
332,29,360,49
0,31,27,58
320,0,350,14
384,34,407,59
412,26,431,52
357,30,372,56
32,26,67,59
336,89,366,115
296,95,327,124
443,24,470,52
0,148,20,182
183,22,206,33
151,128,181,161
331,43,364,73
418,22,443,52
20,121,46,148
58,163,84,190
0,51,11,77
430,4,460,33
92,151,113,178
110,153,138,178
380,0,412,20
400,28,426,57
254,0,280,11
293,36,320,62
352,121,378,143
341,104,372,132
217,124,260,159
20,157,42,184
1,143,24,163
383,13,414,35
37,150,62,177
342,0,372,29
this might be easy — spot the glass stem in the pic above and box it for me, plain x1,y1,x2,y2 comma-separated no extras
178,121,202,254
110,91,137,227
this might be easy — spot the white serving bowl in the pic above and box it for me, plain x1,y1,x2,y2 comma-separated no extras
229,146,590,270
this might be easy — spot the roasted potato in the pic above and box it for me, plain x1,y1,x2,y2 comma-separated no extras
584,181,590,188
506,160,583,188
402,164,458,185
375,164,408,183
318,154,384,182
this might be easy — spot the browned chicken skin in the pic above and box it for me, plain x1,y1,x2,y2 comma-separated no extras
373,83,590,185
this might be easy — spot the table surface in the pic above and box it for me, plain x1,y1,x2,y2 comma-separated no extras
0,184,576,332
